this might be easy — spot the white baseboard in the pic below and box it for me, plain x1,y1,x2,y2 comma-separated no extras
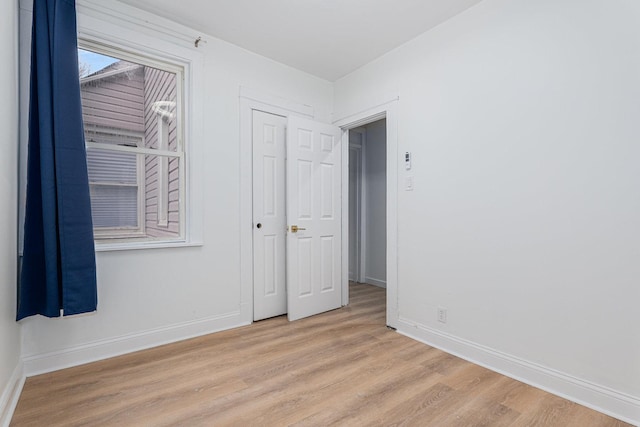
364,276,386,289
0,361,25,427
397,318,640,426
23,311,248,377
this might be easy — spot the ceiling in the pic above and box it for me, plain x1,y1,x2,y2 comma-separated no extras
117,0,484,81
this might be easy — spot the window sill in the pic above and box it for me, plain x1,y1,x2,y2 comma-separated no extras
95,239,203,252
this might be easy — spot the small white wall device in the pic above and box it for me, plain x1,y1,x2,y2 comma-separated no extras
405,151,412,170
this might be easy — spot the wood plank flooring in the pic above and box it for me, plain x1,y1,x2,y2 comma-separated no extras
11,283,631,426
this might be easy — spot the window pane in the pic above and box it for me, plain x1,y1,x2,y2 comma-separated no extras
144,154,181,238
79,49,178,152
90,185,138,229
144,68,179,152
87,148,138,185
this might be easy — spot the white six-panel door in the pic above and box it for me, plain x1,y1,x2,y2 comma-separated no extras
253,111,343,322
286,116,342,321
252,110,287,321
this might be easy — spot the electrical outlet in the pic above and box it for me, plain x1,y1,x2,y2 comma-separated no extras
437,307,447,323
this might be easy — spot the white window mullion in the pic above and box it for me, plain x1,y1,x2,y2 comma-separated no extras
86,141,182,159
137,152,146,235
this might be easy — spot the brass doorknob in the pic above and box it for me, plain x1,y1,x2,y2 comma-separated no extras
290,225,306,233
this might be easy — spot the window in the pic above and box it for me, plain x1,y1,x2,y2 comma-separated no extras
78,45,185,242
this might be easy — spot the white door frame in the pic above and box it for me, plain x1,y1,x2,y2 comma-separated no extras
348,129,367,284
348,141,363,283
239,87,314,325
334,98,399,328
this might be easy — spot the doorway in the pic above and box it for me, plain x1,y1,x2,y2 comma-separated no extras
240,90,399,329
348,119,387,294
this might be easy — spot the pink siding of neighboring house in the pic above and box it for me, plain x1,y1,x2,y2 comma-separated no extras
143,66,180,238
80,64,145,135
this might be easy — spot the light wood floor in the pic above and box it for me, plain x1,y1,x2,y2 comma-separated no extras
11,283,630,426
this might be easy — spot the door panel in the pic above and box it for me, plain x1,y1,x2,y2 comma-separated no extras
253,110,287,321
287,116,342,321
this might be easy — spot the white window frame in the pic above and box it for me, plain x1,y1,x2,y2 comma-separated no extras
79,40,186,244
76,1,204,251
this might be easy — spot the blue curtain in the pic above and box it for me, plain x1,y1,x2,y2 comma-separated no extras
18,0,97,320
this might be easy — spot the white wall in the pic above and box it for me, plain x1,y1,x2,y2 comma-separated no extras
18,0,333,373
363,119,386,288
336,0,640,422
0,0,22,422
